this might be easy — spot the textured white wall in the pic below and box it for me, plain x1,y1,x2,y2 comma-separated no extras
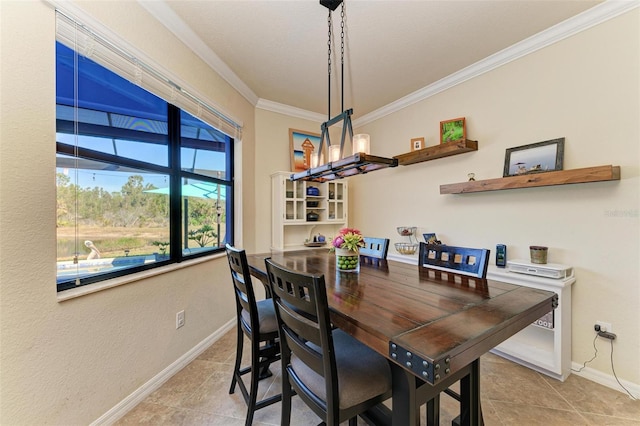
348,9,639,385
0,1,255,424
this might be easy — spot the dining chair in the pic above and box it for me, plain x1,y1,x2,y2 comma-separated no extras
360,237,390,260
225,244,281,426
418,242,490,279
418,241,490,426
265,258,392,426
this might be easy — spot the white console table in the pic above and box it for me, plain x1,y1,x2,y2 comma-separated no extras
487,266,575,381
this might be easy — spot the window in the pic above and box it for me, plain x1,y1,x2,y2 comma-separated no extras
55,15,237,292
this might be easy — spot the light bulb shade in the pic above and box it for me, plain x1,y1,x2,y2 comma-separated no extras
329,145,341,162
352,134,370,155
310,152,320,168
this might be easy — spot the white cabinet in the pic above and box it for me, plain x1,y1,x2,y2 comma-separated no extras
271,172,348,251
488,266,575,381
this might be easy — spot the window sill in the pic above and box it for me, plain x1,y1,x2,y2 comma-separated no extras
57,252,226,302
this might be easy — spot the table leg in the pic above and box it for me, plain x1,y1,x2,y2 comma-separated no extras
390,363,420,426
426,395,440,426
458,358,484,426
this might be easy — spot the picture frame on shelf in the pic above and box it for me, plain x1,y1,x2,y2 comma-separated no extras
503,137,564,177
440,117,466,144
411,137,425,151
289,128,322,172
423,233,441,244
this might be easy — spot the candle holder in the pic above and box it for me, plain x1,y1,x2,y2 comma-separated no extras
352,134,370,155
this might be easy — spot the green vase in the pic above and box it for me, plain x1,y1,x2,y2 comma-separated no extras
335,248,360,272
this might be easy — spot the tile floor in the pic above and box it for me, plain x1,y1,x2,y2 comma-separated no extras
116,328,640,425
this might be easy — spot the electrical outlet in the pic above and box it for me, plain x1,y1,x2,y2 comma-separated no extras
595,321,612,334
176,310,185,329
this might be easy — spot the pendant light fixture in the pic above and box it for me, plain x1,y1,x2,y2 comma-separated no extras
290,0,397,182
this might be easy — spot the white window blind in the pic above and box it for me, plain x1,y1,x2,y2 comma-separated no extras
55,10,242,140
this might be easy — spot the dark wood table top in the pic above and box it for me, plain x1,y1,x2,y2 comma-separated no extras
246,249,557,387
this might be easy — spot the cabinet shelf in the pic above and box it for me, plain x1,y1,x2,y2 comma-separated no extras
394,139,478,166
272,172,348,251
440,165,620,194
488,266,575,381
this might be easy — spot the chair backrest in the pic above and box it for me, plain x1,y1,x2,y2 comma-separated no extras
226,244,260,335
360,237,390,260
265,258,340,421
418,242,490,279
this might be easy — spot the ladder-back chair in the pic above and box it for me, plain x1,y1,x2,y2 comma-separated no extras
226,244,281,425
418,242,490,279
418,242,490,425
265,258,392,426
360,237,390,263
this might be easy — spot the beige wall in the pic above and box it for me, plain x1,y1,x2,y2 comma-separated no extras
1,1,638,424
254,109,326,252
253,8,639,389
0,1,256,424
348,9,639,385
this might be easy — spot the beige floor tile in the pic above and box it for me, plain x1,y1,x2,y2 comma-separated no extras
197,331,237,364
144,359,219,407
114,402,191,425
116,327,639,426
481,357,572,411
544,373,640,419
581,412,640,426
490,401,590,425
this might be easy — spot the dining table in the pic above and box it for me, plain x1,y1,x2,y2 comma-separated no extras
245,249,557,426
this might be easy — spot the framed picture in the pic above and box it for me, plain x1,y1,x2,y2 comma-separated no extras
411,137,425,151
440,117,466,144
423,233,440,244
289,128,322,172
503,137,565,177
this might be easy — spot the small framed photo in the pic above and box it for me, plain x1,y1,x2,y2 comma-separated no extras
423,233,440,244
440,117,466,144
411,137,425,151
289,128,322,172
503,137,565,177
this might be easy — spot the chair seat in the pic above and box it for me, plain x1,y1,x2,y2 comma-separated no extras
291,329,391,409
241,299,278,335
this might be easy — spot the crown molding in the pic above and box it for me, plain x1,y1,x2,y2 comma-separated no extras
137,1,259,107
256,99,326,123
353,0,640,127
51,0,638,127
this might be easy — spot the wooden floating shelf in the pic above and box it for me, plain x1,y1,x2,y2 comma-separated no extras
394,139,478,166
440,165,620,194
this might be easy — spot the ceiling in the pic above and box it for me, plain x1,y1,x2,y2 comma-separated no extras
143,0,603,120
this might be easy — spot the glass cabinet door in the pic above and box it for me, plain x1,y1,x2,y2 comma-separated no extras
327,182,345,221
284,180,305,221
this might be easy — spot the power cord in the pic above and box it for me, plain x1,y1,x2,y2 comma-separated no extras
609,338,637,400
572,332,638,400
572,334,598,373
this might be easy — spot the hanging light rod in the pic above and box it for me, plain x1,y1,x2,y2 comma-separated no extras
320,0,342,11
291,0,397,182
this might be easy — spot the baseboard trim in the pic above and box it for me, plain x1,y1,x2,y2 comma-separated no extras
92,318,236,426
90,315,639,425
386,253,418,265
571,362,640,399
